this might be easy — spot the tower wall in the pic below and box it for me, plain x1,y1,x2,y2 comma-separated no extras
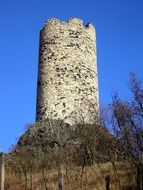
36,18,99,124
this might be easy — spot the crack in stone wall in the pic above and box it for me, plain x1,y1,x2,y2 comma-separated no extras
36,18,99,124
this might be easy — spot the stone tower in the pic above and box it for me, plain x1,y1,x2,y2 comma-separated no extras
36,18,99,124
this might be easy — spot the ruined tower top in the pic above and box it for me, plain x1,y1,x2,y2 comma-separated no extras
43,17,95,30
36,18,99,124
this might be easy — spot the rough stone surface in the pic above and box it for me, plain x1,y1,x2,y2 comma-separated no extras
36,18,99,124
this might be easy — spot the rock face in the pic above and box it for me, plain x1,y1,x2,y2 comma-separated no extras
36,18,99,124
17,119,73,149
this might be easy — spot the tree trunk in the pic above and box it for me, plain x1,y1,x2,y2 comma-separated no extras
0,153,4,190
105,175,110,190
57,163,64,190
42,166,48,190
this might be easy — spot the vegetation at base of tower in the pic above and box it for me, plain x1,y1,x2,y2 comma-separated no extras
4,73,143,190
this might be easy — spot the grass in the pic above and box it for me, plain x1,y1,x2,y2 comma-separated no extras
5,162,135,190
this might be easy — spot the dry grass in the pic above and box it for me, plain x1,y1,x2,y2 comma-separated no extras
5,162,135,190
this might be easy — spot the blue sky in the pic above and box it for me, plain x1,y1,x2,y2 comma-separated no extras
0,0,143,152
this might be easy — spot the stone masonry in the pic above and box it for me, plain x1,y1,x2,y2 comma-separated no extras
36,18,99,124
